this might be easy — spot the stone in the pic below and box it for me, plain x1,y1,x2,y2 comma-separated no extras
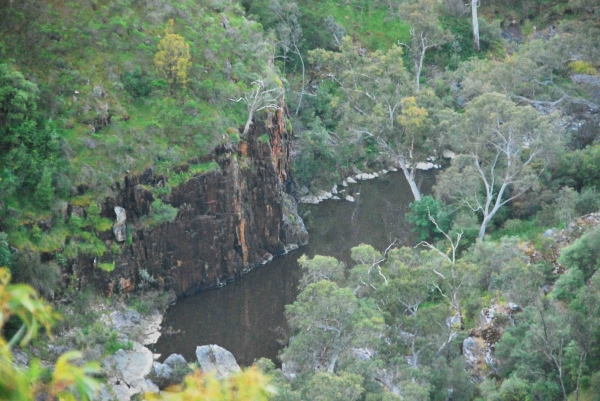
113,206,127,242
281,193,309,246
415,162,435,170
104,341,155,400
300,195,319,204
542,229,554,237
345,195,355,202
147,361,173,389
442,149,456,159
346,177,357,184
196,345,241,379
342,179,348,187
571,74,600,87
389,166,398,172
381,169,388,174
164,353,188,369
83,138,96,149
331,185,338,195
299,186,309,196
331,196,341,200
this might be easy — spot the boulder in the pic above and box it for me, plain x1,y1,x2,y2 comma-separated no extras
346,177,357,184
113,206,127,242
195,345,241,379
103,341,157,400
345,195,355,202
147,361,173,389
571,74,600,87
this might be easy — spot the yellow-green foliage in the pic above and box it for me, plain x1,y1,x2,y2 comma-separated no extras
569,60,597,75
169,162,221,187
145,367,276,400
0,268,101,400
154,20,191,91
98,262,115,272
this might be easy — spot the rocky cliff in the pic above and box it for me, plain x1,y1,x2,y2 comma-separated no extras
71,109,308,296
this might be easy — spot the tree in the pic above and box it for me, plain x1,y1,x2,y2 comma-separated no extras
33,166,54,209
303,371,364,401
297,254,345,290
280,280,384,375
470,0,480,51
309,41,441,200
154,20,191,93
231,79,283,136
397,0,452,92
270,0,305,115
435,93,561,240
406,195,451,241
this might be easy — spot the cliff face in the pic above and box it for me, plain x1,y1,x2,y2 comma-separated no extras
72,110,308,296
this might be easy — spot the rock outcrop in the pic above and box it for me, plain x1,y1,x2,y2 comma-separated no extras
71,109,307,296
196,344,241,379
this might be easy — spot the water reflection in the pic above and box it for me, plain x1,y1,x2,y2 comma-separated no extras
152,170,434,366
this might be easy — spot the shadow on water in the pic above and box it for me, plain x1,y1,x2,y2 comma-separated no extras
152,170,435,366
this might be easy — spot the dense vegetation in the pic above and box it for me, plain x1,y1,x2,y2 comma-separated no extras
1,0,600,399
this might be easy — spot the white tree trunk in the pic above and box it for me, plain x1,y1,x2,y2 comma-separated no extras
400,163,421,201
294,44,305,115
472,0,480,51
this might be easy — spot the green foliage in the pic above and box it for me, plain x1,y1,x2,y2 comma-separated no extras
292,118,340,189
104,332,133,355
297,254,345,289
11,250,60,299
33,167,54,209
0,268,101,400
123,67,152,100
407,195,452,241
98,262,115,273
149,200,178,226
553,267,584,302
559,226,600,280
303,371,365,401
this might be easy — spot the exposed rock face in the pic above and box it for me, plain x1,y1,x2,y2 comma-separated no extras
113,207,127,242
72,110,307,296
196,344,241,379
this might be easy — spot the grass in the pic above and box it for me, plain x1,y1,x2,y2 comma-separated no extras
98,262,115,272
490,218,549,242
300,1,410,51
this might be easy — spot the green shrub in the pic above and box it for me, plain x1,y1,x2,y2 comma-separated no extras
12,250,60,299
552,267,584,302
406,195,452,241
33,167,55,209
123,67,152,99
150,199,178,225
558,226,600,280
105,332,133,355
98,262,115,272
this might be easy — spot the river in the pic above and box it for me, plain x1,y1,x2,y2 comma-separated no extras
152,170,435,366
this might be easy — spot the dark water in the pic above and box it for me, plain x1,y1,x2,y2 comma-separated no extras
152,170,434,366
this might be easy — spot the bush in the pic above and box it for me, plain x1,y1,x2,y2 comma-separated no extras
150,199,178,225
123,67,152,99
33,167,55,209
406,195,452,241
12,250,60,299
552,267,584,302
558,226,600,280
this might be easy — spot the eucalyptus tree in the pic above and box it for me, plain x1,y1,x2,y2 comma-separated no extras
435,93,562,240
309,40,442,200
280,280,384,376
269,0,306,114
397,0,453,92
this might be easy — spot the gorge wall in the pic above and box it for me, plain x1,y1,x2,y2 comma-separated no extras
70,109,308,296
